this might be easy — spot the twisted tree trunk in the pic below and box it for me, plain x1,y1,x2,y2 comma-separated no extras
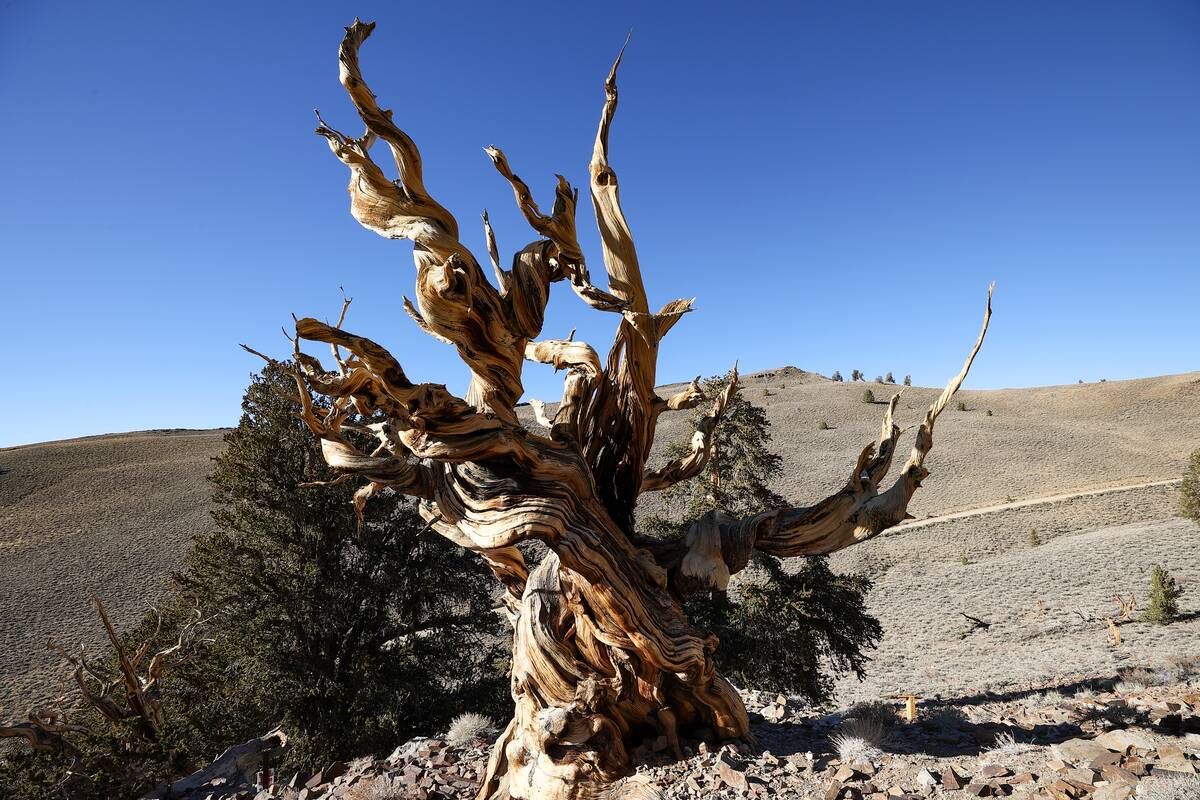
273,20,993,799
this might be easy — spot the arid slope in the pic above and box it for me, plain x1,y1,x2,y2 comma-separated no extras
1,371,1197,714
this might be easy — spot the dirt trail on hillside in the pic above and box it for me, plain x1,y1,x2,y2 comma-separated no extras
890,477,1183,532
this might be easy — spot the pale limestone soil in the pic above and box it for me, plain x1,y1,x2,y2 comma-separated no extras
0,430,224,713
832,514,1200,706
649,368,1200,521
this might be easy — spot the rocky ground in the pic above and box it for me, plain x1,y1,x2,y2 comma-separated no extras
149,659,1200,800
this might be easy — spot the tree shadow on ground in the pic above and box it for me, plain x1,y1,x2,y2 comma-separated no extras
743,673,1159,760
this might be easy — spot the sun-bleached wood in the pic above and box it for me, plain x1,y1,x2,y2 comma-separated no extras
48,598,211,743
279,20,994,799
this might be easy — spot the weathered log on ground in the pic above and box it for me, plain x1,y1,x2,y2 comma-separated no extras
265,19,994,800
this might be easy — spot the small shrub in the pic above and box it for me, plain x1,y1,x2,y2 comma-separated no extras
778,383,786,389
845,701,899,730
986,409,993,416
831,370,843,382
903,375,911,386
1181,448,1200,523
344,775,402,800
884,372,894,384
1020,690,1063,711
956,401,967,412
1144,565,1183,625
919,706,969,732
817,421,830,430
982,731,1032,763
874,375,884,384
446,712,498,747
1027,528,1041,547
763,389,772,397
960,554,971,565
861,389,875,404
831,721,884,764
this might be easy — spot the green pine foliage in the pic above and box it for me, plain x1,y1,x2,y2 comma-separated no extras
1182,448,1200,523
640,370,880,705
1144,564,1183,625
684,556,880,703
654,373,787,525
177,361,508,765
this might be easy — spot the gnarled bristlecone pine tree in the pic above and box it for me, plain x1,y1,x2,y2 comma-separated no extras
272,20,993,800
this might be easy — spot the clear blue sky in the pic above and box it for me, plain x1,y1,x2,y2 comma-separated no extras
2,1,1198,448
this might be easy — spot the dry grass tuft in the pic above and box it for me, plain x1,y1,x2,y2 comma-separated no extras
831,715,887,764
343,775,403,800
845,700,900,730
830,731,883,765
981,731,1033,764
446,712,498,747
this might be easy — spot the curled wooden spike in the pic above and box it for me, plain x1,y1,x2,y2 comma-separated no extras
663,376,706,412
482,210,507,293
640,366,739,494
529,399,553,429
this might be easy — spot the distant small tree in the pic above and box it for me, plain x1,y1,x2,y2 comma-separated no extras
884,372,894,384
874,375,884,384
1144,565,1183,625
862,389,876,404
831,370,843,382
851,369,863,381
1182,448,1200,523
903,375,911,386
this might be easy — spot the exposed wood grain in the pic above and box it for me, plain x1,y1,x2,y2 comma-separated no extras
282,22,993,799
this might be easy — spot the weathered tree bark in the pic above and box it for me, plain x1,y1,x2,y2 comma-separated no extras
279,20,994,799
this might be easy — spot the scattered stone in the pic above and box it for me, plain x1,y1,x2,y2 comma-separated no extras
718,757,748,792
1053,738,1111,765
1063,766,1097,785
941,766,968,790
1094,729,1155,753
1099,763,1138,785
834,765,863,783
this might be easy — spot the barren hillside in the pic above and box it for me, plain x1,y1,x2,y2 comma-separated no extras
2,371,1197,714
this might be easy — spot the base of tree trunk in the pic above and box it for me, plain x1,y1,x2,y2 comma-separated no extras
475,554,747,800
